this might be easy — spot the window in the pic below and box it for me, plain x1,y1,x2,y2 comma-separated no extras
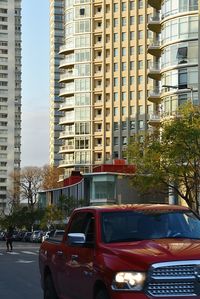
130,120,135,129
122,106,126,115
130,106,135,115
114,18,118,27
130,31,134,40
122,47,126,56
122,92,126,101
138,60,143,69
114,48,118,56
114,3,118,12
178,68,187,89
114,122,118,130
130,47,134,55
130,91,134,100
114,92,118,101
114,63,118,72
122,17,126,26
139,15,143,24
114,137,118,145
114,107,118,116
122,137,127,145
122,121,127,130
130,16,134,25
177,47,188,64
122,2,126,11
122,77,126,86
114,33,118,42
138,75,143,84
122,32,126,41
114,78,118,86
139,0,143,8
130,76,134,84
122,62,126,71
130,61,134,70
138,120,144,129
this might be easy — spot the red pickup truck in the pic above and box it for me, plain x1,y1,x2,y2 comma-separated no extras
39,204,200,299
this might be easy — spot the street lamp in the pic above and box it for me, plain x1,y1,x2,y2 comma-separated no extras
162,84,193,103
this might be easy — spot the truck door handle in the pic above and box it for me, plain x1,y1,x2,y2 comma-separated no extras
56,250,63,256
71,254,78,261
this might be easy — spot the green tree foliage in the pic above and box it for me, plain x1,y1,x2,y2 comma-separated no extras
127,103,200,213
0,206,45,231
40,205,63,230
58,195,88,217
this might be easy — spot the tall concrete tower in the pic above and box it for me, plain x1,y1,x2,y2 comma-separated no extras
50,0,155,179
0,0,22,214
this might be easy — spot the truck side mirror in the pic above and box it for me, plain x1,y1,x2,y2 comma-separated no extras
67,233,86,245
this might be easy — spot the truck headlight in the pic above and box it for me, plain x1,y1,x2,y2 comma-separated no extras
112,271,146,291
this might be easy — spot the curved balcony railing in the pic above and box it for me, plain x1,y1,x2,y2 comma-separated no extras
59,130,75,138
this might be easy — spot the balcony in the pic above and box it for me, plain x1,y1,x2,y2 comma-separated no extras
59,98,75,110
59,115,75,124
59,70,78,83
59,85,75,97
59,43,74,55
59,55,75,69
148,15,161,33
59,160,75,168
60,144,74,153
59,130,75,139
148,40,161,57
148,88,161,104
148,62,161,80
148,113,161,126
148,0,161,10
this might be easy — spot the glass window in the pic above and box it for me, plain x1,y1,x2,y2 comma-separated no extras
122,47,126,56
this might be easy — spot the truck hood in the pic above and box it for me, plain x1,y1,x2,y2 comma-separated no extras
103,238,200,271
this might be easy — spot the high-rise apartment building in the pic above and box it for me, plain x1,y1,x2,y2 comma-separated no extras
50,1,162,179
0,0,21,214
50,0,64,167
147,0,198,126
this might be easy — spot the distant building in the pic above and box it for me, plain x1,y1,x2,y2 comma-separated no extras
147,0,198,127
0,0,22,214
38,161,167,210
49,0,155,179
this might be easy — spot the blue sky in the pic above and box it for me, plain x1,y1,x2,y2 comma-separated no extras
21,0,50,167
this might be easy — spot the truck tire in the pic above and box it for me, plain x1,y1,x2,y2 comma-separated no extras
44,274,59,299
95,288,110,299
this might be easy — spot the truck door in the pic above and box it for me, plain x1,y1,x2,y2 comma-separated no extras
75,214,96,299
58,211,95,299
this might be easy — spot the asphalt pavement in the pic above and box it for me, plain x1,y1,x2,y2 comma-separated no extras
0,241,43,299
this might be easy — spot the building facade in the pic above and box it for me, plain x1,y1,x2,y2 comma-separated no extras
50,0,157,179
0,0,21,214
50,0,64,166
147,0,198,126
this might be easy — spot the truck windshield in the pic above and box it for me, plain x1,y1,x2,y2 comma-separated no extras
101,210,200,243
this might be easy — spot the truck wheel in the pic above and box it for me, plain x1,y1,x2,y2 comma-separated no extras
44,274,59,299
95,289,110,299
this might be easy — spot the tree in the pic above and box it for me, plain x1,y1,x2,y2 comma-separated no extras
41,165,64,190
58,195,89,217
40,205,63,230
10,166,43,211
127,102,200,213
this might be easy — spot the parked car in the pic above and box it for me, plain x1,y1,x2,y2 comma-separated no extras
42,229,65,242
30,230,43,243
22,231,32,242
0,231,5,241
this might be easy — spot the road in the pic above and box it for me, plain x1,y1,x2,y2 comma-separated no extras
0,241,43,299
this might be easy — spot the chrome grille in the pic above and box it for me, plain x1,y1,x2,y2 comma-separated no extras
147,260,200,297
152,265,195,278
148,282,194,296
